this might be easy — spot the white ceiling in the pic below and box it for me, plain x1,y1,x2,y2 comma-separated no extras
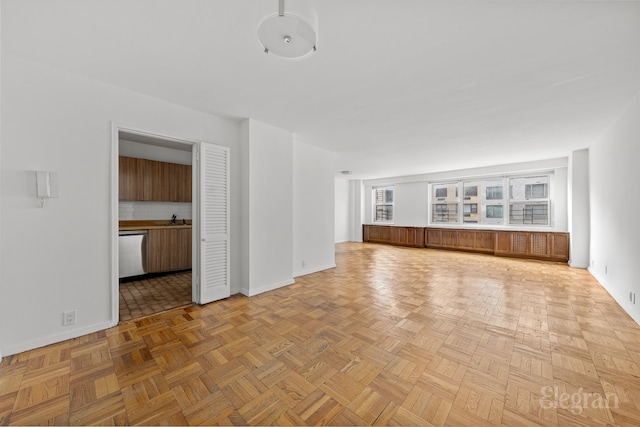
3,0,640,179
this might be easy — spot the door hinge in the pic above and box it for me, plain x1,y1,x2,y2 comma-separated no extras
195,151,200,161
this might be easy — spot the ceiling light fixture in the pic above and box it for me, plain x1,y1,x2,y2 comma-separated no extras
257,0,318,60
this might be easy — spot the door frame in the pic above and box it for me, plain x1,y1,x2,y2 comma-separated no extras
110,122,200,326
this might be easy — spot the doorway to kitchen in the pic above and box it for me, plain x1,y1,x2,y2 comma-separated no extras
115,129,196,323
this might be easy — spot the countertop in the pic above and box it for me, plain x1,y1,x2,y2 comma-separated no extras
119,220,192,231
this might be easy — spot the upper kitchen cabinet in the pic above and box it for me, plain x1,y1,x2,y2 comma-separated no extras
144,159,173,201
119,156,146,201
174,163,192,202
119,156,192,202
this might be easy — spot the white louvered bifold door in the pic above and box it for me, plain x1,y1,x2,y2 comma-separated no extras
198,143,230,304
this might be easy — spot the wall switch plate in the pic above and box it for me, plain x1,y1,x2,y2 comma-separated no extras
63,310,77,326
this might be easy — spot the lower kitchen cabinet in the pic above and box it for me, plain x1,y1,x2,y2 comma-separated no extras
148,228,192,273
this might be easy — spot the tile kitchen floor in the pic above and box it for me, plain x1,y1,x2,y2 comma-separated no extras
119,271,192,322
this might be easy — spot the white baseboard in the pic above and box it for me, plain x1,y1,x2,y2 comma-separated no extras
588,267,640,326
294,263,337,278
1,320,113,358
240,278,295,297
569,259,589,268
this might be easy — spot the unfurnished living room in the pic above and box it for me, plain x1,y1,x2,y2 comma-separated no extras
1,1,640,426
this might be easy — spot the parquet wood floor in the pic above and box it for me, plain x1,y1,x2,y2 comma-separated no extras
2,242,640,426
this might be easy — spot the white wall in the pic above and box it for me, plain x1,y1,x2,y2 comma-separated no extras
0,4,4,360
118,201,192,221
335,179,349,243
0,52,241,356
361,158,569,232
392,181,429,227
239,121,250,295
239,119,294,296
589,93,640,324
293,142,336,276
119,139,192,165
568,149,590,268
349,180,364,242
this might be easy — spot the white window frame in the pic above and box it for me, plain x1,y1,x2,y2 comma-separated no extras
428,171,553,229
508,175,551,226
430,182,460,224
373,185,394,223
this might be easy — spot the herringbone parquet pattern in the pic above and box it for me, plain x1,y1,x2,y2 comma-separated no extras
2,243,640,426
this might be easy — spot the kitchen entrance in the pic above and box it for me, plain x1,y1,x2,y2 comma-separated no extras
118,271,192,321
117,130,195,322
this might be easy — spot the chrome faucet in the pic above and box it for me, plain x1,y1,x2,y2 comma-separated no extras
171,214,177,224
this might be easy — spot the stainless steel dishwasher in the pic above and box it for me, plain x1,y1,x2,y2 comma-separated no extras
118,230,148,278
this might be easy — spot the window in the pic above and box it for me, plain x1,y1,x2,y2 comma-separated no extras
433,204,459,223
486,186,503,200
509,202,548,224
525,183,548,199
486,205,503,218
428,173,551,227
373,186,394,222
509,176,549,225
431,183,459,223
463,203,478,216
464,186,478,199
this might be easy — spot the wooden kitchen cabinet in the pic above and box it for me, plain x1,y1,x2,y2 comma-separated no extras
118,156,146,200
119,156,192,202
148,228,192,273
145,160,176,201
174,163,192,202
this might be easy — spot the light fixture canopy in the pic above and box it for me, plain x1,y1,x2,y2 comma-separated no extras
257,0,318,60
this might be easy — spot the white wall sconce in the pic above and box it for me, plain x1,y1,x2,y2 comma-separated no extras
36,171,59,208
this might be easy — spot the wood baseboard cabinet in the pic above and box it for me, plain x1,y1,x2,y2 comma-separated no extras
364,225,425,247
363,225,569,262
495,230,569,262
148,228,192,273
426,228,495,254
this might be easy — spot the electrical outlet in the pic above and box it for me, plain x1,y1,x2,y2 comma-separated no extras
301,260,306,268
631,292,634,302
605,266,608,275
591,260,595,267
63,310,77,326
